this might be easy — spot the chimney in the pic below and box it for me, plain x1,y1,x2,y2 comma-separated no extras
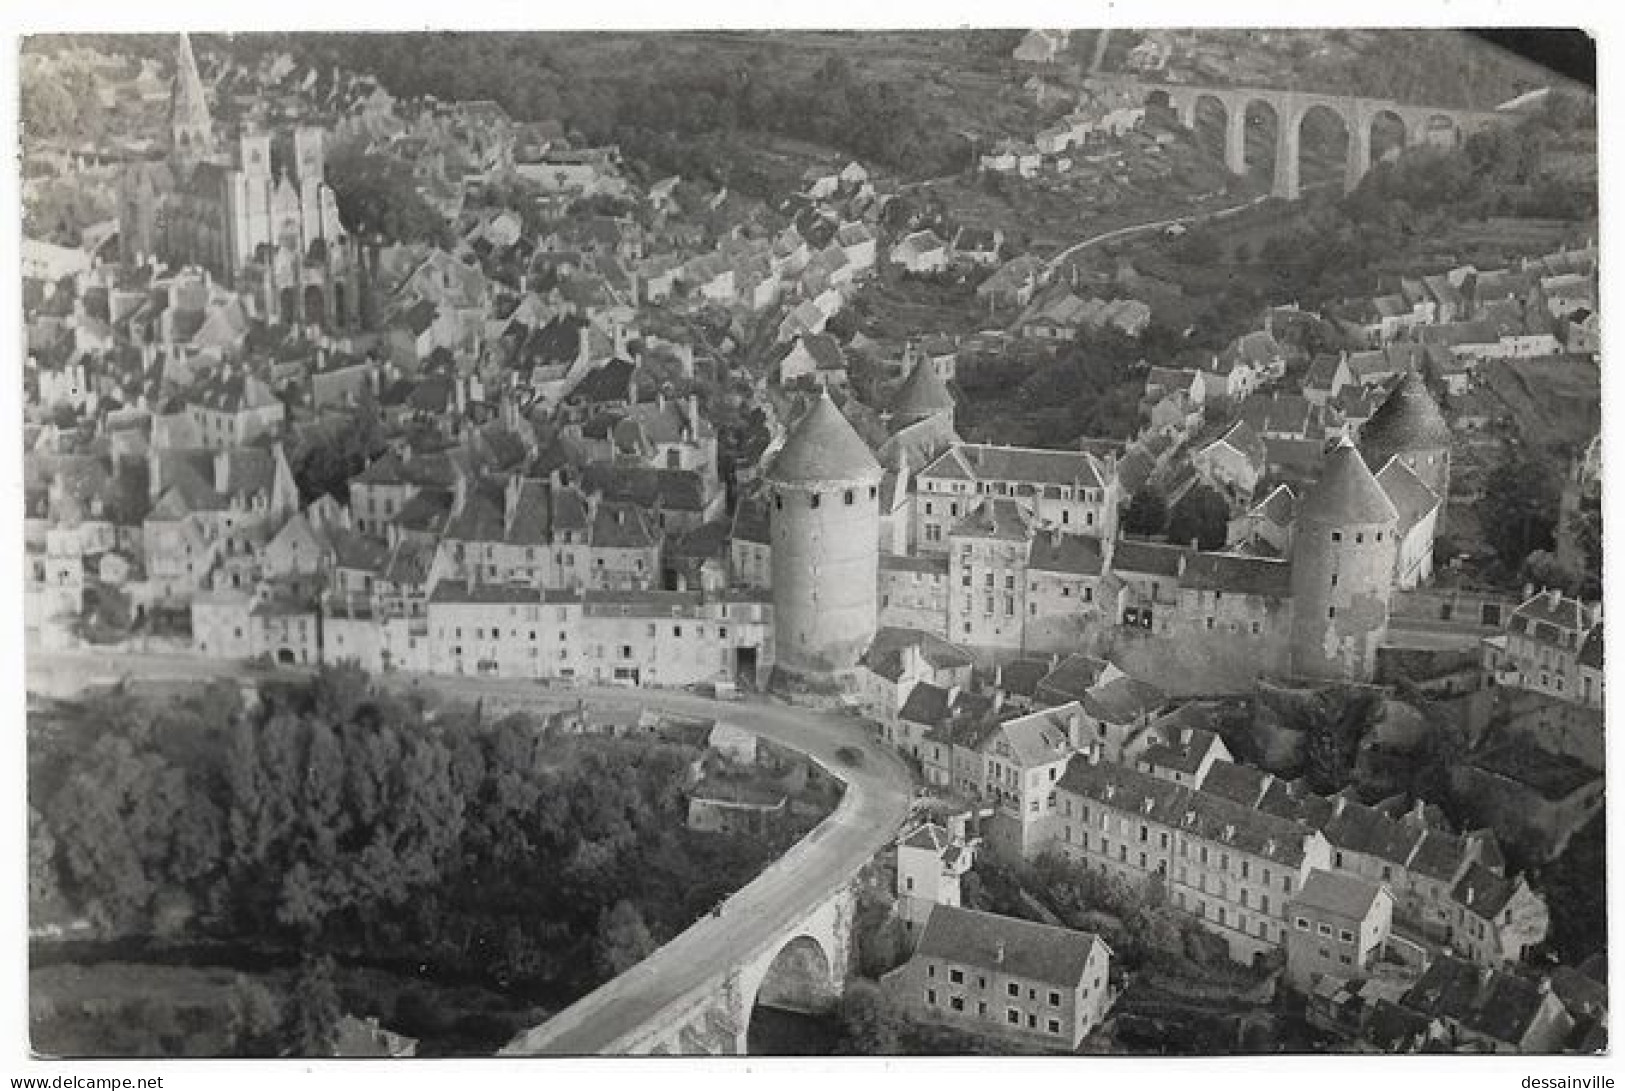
994,942,1005,966
1548,586,1562,609
1332,795,1349,817
214,451,230,493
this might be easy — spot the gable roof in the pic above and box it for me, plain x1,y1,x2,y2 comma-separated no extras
914,904,1102,988
1375,456,1441,536
1292,869,1387,921
1027,529,1105,576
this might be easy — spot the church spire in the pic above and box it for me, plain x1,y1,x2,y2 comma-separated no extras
170,32,215,171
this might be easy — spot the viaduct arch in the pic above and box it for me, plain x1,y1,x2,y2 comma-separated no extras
1123,76,1507,199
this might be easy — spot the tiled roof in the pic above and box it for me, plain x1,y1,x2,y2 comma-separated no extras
766,391,882,485
863,627,975,682
730,495,771,546
1375,457,1440,536
1027,529,1105,576
1401,956,1560,1048
1408,829,1471,884
1291,869,1386,921
1297,438,1398,526
913,904,1102,989
1081,675,1164,725
590,501,658,550
1180,552,1291,598
991,703,1077,768
997,657,1051,699
919,443,1111,490
898,681,952,725
1361,371,1453,469
951,498,1031,542
1059,757,1311,866
1322,799,1425,866
430,581,542,605
1111,539,1187,579
1199,760,1273,808
891,357,955,418
1037,652,1113,702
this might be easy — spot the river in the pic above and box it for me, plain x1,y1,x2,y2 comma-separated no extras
746,1006,843,1055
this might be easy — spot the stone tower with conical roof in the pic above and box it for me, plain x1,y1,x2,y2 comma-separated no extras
889,353,956,430
1359,370,1453,512
764,390,884,685
170,33,216,174
1289,437,1400,682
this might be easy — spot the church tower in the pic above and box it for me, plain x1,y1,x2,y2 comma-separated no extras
765,390,884,687
1289,437,1400,682
169,33,216,174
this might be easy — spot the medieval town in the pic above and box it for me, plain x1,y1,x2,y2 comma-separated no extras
19,28,1605,1064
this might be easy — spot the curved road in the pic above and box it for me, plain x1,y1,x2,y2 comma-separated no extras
27,650,918,1055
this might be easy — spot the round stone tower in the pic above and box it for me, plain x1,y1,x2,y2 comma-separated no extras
1359,370,1453,510
765,390,884,686
1289,437,1400,682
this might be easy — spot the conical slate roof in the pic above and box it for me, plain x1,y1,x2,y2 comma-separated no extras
1360,371,1452,467
891,356,955,418
1298,437,1399,525
171,33,213,138
767,391,883,485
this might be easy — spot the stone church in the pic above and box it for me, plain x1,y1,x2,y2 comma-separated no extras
118,33,360,330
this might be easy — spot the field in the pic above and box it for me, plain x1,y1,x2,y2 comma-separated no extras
1480,356,1601,455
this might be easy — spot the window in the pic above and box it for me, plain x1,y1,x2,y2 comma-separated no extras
1295,917,1310,931
950,969,964,984
1318,923,1333,937
926,988,937,1005
810,493,820,509
928,964,936,978
1339,929,1355,944
1048,990,1061,1007
950,996,964,1012
1007,1009,1020,1025
1328,606,1337,619
845,489,855,505
1047,1019,1061,1035
1331,531,1342,542
1007,983,1020,998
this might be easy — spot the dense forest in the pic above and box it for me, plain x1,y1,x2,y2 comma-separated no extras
29,670,792,1031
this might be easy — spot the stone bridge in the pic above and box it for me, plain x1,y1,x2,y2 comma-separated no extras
502,882,856,1055
1095,75,1511,199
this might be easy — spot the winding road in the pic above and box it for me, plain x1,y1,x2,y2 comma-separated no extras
27,649,919,1055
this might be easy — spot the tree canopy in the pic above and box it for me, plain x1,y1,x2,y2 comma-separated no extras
1166,484,1230,552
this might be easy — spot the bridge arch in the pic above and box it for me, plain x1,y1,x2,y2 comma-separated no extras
1369,108,1409,166
1423,113,1462,148
1238,98,1281,179
1191,93,1231,162
744,933,842,1052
